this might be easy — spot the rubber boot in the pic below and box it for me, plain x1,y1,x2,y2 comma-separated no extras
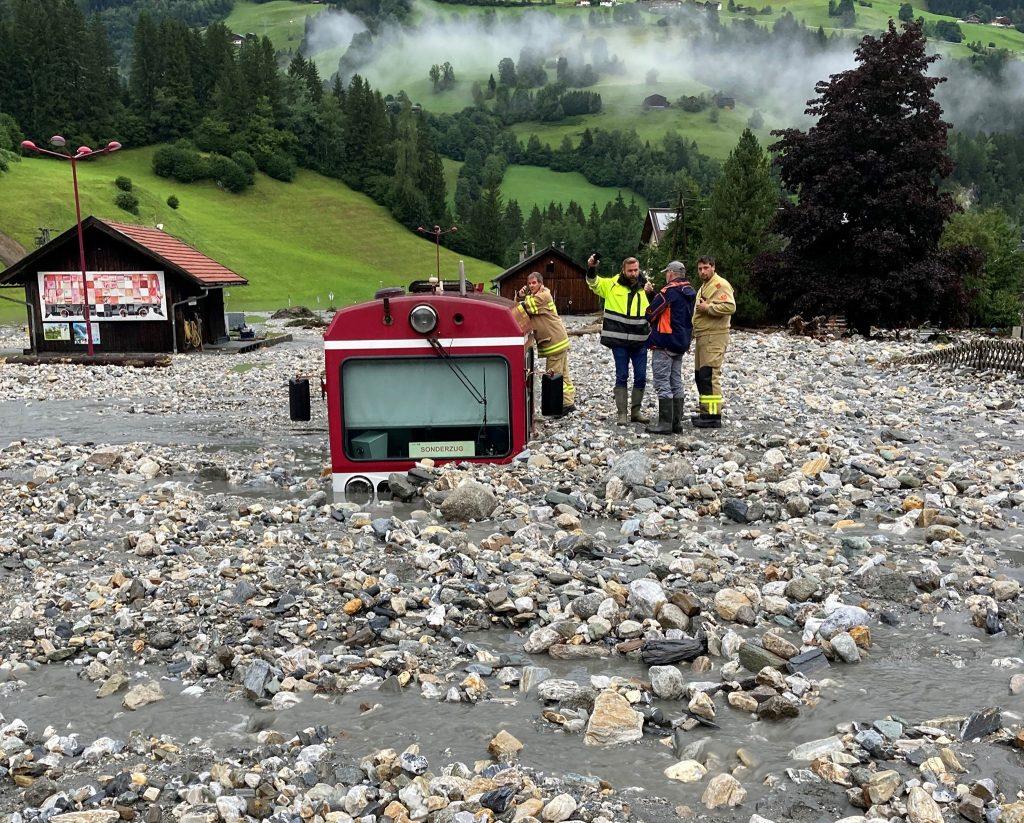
647,399,674,434
672,398,686,434
614,386,629,426
630,388,647,423
693,413,722,429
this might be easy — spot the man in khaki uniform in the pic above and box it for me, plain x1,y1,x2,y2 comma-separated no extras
692,255,735,428
516,272,575,414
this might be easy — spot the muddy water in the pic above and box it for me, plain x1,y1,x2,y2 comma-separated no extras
7,607,1023,818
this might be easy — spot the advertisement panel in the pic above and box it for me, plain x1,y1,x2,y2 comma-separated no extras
37,271,167,322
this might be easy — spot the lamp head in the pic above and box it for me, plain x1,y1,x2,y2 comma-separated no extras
106,141,121,152
76,146,93,157
49,135,66,148
20,140,36,151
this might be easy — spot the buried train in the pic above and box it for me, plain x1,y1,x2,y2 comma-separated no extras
298,279,537,500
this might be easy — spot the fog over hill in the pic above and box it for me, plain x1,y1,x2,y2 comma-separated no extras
306,6,1024,134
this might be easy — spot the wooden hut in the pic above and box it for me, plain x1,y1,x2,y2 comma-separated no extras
493,244,597,315
640,207,679,247
0,216,247,355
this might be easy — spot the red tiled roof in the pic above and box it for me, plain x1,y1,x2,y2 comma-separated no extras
104,220,248,287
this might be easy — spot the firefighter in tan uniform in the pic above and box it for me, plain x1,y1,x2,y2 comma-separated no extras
516,272,575,414
692,256,735,428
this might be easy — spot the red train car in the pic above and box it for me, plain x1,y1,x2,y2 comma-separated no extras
322,282,535,501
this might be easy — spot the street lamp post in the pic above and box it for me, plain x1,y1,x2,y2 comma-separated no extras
20,135,121,356
416,224,458,284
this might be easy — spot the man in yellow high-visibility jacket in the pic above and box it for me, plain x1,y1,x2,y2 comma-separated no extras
585,254,651,425
516,272,575,413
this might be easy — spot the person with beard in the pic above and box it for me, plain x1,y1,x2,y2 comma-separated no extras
585,254,652,425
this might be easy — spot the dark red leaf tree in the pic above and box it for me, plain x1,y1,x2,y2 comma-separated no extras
753,22,969,334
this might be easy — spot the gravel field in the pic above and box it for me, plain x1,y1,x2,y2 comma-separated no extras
1,320,1023,823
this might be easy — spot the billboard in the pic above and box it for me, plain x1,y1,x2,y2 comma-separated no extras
38,271,167,322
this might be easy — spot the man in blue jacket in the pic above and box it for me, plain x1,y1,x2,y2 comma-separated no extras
645,260,697,434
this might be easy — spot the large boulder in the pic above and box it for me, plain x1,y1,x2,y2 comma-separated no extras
606,450,650,485
584,689,643,746
440,480,497,521
628,578,666,619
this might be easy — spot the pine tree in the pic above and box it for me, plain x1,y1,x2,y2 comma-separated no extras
129,12,161,121
753,22,964,332
416,118,448,225
701,129,779,321
470,185,506,263
391,107,427,227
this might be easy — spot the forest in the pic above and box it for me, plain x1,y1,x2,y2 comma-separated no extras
0,0,1022,329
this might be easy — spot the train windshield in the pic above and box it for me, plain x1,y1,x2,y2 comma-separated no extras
342,356,511,461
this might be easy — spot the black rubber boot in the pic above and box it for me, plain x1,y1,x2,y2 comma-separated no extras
672,398,686,433
630,388,647,423
647,399,674,434
692,413,722,429
614,386,628,426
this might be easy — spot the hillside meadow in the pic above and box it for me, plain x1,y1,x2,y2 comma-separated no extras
0,147,499,322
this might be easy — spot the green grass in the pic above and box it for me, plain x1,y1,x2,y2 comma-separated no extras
0,148,499,322
501,164,648,212
224,0,322,50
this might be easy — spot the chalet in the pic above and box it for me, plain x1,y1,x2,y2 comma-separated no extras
228,32,246,47
694,0,723,9
640,208,679,247
599,1,617,6
961,13,983,23
0,216,247,355
713,91,736,109
575,1,591,6
493,243,597,315
992,15,1014,25
643,93,670,109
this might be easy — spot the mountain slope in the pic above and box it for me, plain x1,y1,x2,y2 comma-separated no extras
0,147,499,320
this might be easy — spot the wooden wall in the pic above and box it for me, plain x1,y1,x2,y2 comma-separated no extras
497,252,600,314
11,224,221,353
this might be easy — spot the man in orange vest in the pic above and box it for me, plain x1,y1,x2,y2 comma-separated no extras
516,272,575,414
645,261,697,434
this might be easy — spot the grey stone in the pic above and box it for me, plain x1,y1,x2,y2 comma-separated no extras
440,480,497,521
607,450,651,485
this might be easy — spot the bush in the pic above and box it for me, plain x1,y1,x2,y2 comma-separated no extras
166,194,179,209
262,151,297,182
152,144,179,178
208,154,249,194
231,150,257,183
115,191,139,214
115,175,132,192
152,143,253,193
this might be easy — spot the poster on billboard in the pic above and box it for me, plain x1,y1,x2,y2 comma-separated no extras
37,271,167,322
72,322,101,345
42,323,71,341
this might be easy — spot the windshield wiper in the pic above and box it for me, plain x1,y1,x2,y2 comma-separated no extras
427,336,488,429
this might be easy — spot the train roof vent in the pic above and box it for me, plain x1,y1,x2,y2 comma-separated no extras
408,279,475,293
374,287,405,299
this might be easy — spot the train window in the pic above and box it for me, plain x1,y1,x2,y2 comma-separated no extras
342,356,511,461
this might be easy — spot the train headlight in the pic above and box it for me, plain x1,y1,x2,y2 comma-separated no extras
409,304,438,335
344,476,374,505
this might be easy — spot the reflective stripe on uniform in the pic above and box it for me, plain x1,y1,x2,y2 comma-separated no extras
538,338,570,356
699,394,723,413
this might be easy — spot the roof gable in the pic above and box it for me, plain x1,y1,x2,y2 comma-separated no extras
493,244,585,284
0,216,247,288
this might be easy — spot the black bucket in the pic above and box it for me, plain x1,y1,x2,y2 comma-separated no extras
289,377,311,422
